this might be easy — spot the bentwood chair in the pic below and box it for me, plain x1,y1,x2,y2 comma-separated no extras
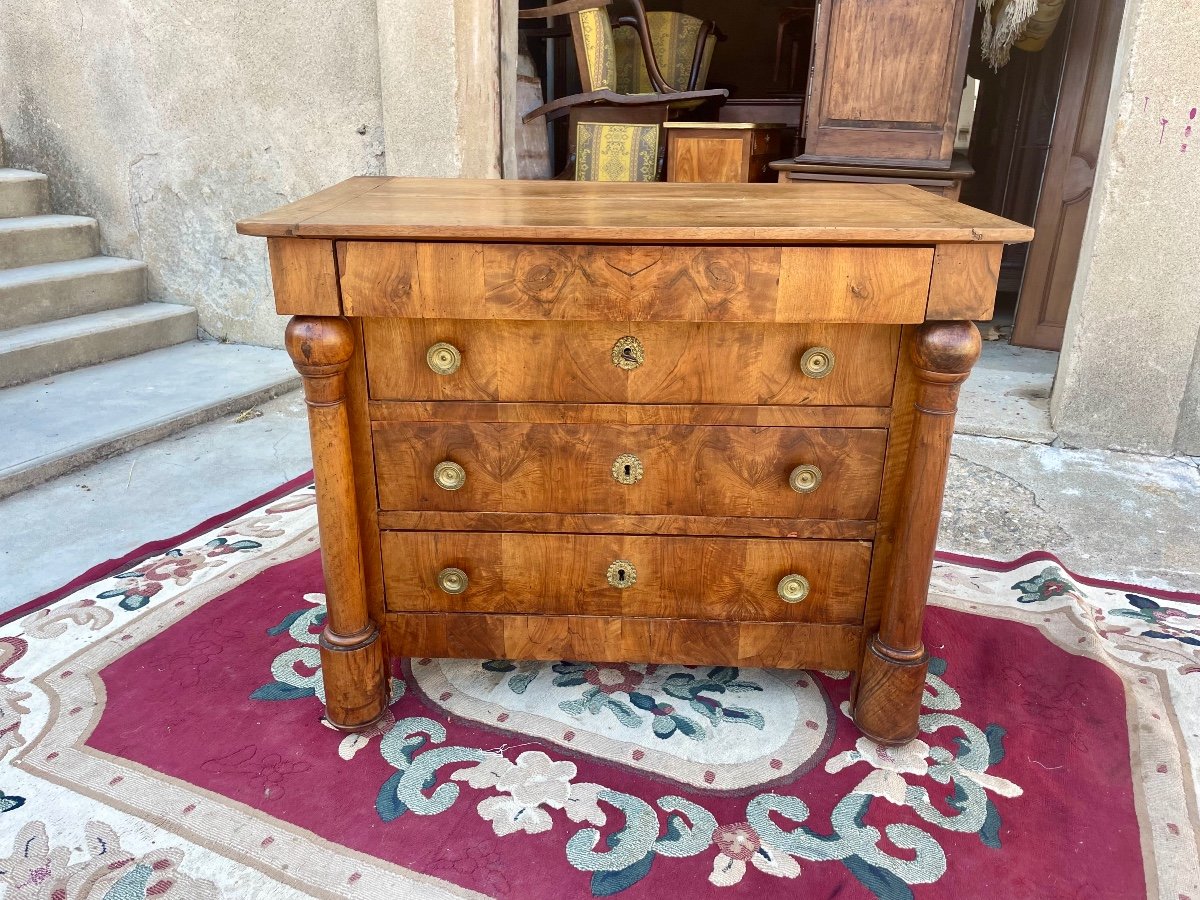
520,0,727,180
612,10,720,97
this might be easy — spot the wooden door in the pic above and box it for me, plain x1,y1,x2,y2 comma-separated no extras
1011,0,1125,350
801,0,974,168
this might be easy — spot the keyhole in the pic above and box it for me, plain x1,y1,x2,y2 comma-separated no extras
623,464,632,478
622,347,636,361
617,568,626,582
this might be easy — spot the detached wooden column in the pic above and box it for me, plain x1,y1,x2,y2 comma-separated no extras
285,316,388,731
854,320,981,744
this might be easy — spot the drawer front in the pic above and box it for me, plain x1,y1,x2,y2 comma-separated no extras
381,531,871,623
339,242,933,323
364,320,899,407
373,422,887,520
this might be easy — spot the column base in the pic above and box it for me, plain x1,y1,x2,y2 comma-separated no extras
319,627,389,732
852,636,929,745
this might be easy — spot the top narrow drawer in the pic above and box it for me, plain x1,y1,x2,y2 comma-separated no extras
338,242,934,324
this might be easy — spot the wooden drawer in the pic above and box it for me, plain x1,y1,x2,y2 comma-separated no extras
380,531,871,623
363,320,900,407
373,422,887,520
339,242,934,323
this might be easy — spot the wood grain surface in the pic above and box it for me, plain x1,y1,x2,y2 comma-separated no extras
380,531,871,624
341,241,933,324
236,178,1034,244
363,319,900,406
372,422,887,520
385,612,864,669
368,402,891,428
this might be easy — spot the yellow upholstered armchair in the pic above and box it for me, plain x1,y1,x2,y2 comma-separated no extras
612,10,719,95
520,0,727,181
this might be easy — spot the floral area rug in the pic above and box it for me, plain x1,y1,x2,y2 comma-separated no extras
2,481,1199,899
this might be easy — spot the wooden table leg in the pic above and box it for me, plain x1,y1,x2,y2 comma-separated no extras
854,320,981,744
285,316,388,731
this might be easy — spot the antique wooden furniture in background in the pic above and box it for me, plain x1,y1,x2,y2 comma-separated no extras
774,3,816,92
520,0,724,181
720,98,806,157
773,155,975,201
613,9,719,95
665,121,786,182
799,0,975,168
238,178,1032,745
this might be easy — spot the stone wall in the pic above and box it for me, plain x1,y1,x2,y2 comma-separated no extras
0,0,499,347
1052,0,1200,455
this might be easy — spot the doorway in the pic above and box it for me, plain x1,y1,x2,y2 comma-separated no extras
964,0,1126,351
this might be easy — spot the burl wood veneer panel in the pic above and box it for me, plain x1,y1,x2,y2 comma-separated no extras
372,422,887,520
384,612,864,670
380,531,871,623
363,320,901,407
339,242,934,323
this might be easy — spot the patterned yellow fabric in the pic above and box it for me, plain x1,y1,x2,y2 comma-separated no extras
576,7,617,90
614,12,715,93
574,121,661,181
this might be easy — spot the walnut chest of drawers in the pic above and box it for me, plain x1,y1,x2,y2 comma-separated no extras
238,178,1032,745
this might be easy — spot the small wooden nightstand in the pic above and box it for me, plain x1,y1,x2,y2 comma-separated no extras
665,122,787,183
238,178,1032,746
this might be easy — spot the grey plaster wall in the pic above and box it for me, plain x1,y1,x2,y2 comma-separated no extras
0,0,496,347
1051,0,1200,454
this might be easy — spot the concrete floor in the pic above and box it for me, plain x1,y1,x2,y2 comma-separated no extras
3,349,1199,615
957,339,1058,444
0,392,313,612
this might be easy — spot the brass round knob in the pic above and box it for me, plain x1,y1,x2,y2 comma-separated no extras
437,567,468,594
777,574,810,603
606,559,637,589
789,464,823,494
800,346,835,379
612,453,644,485
426,342,462,376
433,460,466,491
611,336,645,371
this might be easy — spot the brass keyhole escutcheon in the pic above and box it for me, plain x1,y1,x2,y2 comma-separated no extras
611,336,645,371
437,567,468,594
612,453,644,485
777,574,810,603
789,464,822,494
606,559,637,589
800,346,835,379
426,341,462,376
433,460,466,491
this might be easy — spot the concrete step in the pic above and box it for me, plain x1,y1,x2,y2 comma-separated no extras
0,256,147,331
0,214,99,269
0,341,301,498
0,303,198,388
0,169,49,218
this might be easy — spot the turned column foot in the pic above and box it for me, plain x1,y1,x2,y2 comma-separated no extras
853,320,980,745
853,637,928,745
319,628,388,731
286,315,390,732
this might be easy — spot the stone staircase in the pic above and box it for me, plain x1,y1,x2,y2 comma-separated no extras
0,144,299,499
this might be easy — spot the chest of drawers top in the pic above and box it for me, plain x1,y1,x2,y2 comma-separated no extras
238,178,1031,327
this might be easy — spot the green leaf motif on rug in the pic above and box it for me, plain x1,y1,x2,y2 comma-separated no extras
253,596,1026,898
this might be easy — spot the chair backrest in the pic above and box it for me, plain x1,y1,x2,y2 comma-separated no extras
614,11,716,93
572,6,619,91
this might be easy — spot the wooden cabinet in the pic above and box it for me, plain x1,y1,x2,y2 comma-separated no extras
801,0,976,168
238,177,1031,745
664,122,787,183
